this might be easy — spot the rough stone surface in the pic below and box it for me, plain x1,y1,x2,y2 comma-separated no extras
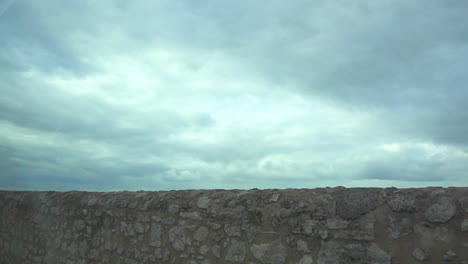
197,196,210,209
425,196,456,223
387,215,412,239
462,219,468,232
225,240,247,262
460,196,468,213
149,223,162,247
317,240,391,264
0,188,466,264
384,188,421,212
194,226,209,241
336,188,380,219
251,240,287,264
332,215,375,240
169,226,189,251
297,255,313,264
412,247,429,261
443,250,457,261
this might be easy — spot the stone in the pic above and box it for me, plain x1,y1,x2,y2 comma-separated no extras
384,189,419,212
86,196,98,206
134,222,145,233
194,226,209,241
88,249,100,260
246,225,258,243
199,245,210,255
73,219,86,232
169,226,189,251
297,255,313,264
297,239,309,253
367,243,392,264
251,240,287,264
212,245,221,258
207,222,222,230
149,223,162,247
197,196,210,209
224,223,241,237
269,193,281,202
225,240,247,262
387,215,412,239
317,240,390,264
168,204,179,214
462,219,468,232
443,250,457,261
425,197,456,223
180,211,202,220
333,216,375,241
336,188,380,219
412,247,428,261
414,222,450,249
326,218,348,229
292,219,328,239
459,197,468,213
317,240,347,264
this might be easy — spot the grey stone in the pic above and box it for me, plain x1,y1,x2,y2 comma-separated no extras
317,240,390,264
161,217,176,225
327,218,349,229
385,189,419,212
224,223,241,237
180,211,202,220
412,247,428,261
317,240,346,264
367,243,391,264
387,215,412,239
86,196,98,206
297,239,309,253
134,222,145,233
194,226,209,241
459,196,468,213
225,240,247,262
269,193,281,202
246,225,258,243
207,222,222,230
462,219,468,232
336,188,380,219
73,219,86,232
326,218,348,229
197,196,210,209
169,226,189,251
168,204,179,214
292,219,328,239
333,216,375,241
425,197,456,223
149,223,162,247
212,245,221,258
414,222,450,249
297,255,313,264
199,245,210,255
251,240,287,264
88,249,100,260
443,250,457,261
78,241,87,257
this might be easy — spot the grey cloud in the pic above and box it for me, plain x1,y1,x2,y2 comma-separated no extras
1,0,467,190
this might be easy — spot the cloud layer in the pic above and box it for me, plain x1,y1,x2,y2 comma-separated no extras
1,0,467,190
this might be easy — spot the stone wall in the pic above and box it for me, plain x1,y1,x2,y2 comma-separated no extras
0,187,467,264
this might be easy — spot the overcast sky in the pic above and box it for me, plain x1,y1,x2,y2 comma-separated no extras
1,0,467,191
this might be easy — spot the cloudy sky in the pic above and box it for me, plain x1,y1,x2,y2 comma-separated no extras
1,0,467,191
